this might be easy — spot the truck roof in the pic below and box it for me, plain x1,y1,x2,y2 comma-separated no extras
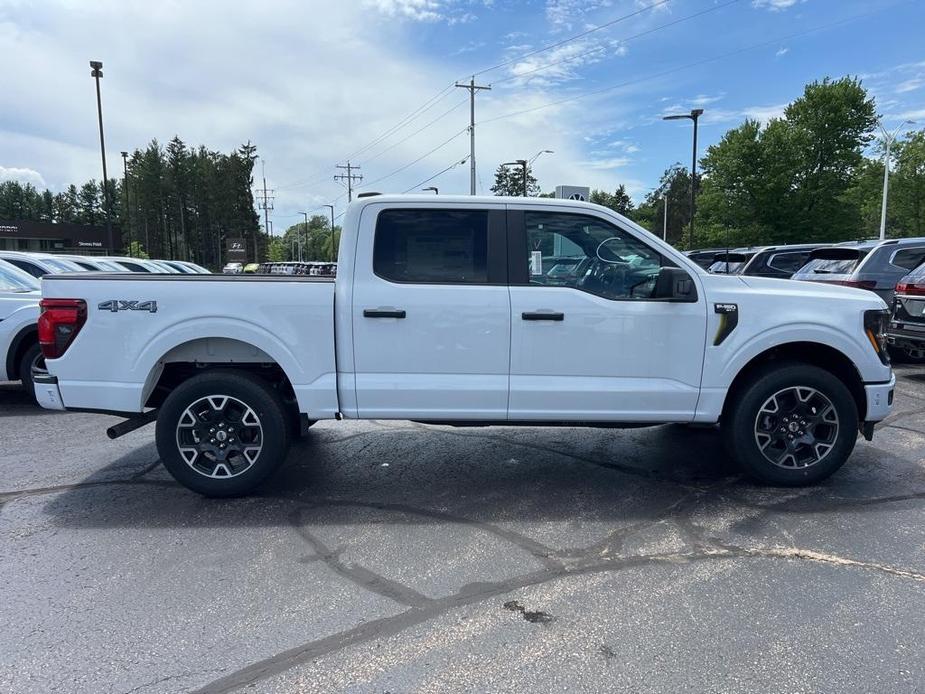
348,193,615,210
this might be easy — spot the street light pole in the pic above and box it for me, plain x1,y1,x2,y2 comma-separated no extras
663,108,704,249
501,160,529,197
300,211,310,261
662,194,668,241
323,204,336,261
121,151,131,256
90,60,113,252
879,120,915,241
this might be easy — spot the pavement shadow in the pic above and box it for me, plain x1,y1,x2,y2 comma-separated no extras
0,383,50,417
42,423,749,529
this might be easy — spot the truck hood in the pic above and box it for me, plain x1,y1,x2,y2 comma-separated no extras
0,290,40,321
734,274,887,309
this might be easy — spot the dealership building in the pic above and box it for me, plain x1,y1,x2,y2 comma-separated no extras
0,220,119,255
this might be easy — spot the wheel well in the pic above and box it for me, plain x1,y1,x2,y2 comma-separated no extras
143,338,298,412
721,342,867,422
7,326,38,381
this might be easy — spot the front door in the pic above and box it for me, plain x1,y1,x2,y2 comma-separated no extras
507,207,707,422
351,204,510,420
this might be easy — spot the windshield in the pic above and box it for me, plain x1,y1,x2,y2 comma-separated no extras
708,260,746,274
0,260,41,291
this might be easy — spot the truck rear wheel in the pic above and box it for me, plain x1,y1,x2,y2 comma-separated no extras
155,370,291,497
18,342,41,404
723,363,858,486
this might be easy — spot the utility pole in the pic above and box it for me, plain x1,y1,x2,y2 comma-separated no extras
300,211,309,262
455,77,491,195
334,162,363,202
255,159,274,261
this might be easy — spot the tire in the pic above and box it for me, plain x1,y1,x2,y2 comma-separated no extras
18,342,42,404
155,370,291,497
722,363,859,486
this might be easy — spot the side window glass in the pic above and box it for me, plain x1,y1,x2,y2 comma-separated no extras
374,209,488,284
892,248,925,271
524,212,663,300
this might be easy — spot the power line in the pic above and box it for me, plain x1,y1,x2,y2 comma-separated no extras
346,83,457,161
402,154,470,193
361,97,469,165
491,0,742,87
362,127,469,190
470,0,672,78
479,4,899,127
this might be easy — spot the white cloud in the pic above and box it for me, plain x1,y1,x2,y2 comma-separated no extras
752,0,802,10
896,78,923,94
503,38,627,87
742,103,788,123
0,166,46,188
775,46,789,58
364,0,444,22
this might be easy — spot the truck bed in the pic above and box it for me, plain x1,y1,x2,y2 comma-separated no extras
40,273,338,416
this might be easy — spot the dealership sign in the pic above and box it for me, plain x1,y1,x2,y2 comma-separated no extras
226,237,247,260
77,240,103,247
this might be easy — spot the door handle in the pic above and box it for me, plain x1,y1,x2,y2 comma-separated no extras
364,308,406,319
522,311,564,321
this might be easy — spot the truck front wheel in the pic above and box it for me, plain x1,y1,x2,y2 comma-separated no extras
723,363,859,486
155,370,291,497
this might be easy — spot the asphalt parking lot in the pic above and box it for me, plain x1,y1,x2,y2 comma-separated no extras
2,366,925,694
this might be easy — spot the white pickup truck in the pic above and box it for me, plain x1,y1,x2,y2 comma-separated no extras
36,195,895,496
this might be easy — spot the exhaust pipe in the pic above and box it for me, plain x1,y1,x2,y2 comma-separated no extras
106,409,158,440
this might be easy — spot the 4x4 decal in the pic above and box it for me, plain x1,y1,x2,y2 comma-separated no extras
97,300,158,313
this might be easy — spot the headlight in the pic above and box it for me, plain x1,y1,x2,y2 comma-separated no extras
863,309,890,365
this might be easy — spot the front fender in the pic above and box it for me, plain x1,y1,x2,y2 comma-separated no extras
712,322,883,388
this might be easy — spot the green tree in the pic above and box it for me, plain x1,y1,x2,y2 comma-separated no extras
490,163,540,197
891,129,925,237
76,181,101,225
634,165,692,247
591,185,634,216
697,76,877,247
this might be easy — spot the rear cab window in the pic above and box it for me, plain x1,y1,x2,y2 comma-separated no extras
373,209,493,284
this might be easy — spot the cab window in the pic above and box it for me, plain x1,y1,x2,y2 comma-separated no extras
374,209,489,284
523,212,664,300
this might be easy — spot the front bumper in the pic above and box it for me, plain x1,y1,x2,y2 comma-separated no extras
864,374,895,423
33,372,66,411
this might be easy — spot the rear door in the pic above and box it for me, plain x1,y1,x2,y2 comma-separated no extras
351,204,510,420
506,206,707,422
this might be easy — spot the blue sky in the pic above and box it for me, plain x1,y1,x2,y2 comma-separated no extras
1,0,923,227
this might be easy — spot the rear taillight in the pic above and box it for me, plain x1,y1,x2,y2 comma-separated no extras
38,298,87,359
896,281,925,296
863,309,890,365
839,279,877,290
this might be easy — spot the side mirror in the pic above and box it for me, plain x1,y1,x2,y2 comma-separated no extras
653,266,697,301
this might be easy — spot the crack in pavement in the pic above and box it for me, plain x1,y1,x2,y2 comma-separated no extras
0,459,166,504
192,540,925,694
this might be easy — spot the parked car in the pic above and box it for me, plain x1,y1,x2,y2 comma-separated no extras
222,262,244,274
707,248,757,274
57,255,129,272
684,248,725,269
99,256,171,273
175,261,211,274
0,251,85,277
735,243,827,279
243,263,260,273
36,194,895,496
792,238,925,303
887,260,925,363
0,258,41,401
